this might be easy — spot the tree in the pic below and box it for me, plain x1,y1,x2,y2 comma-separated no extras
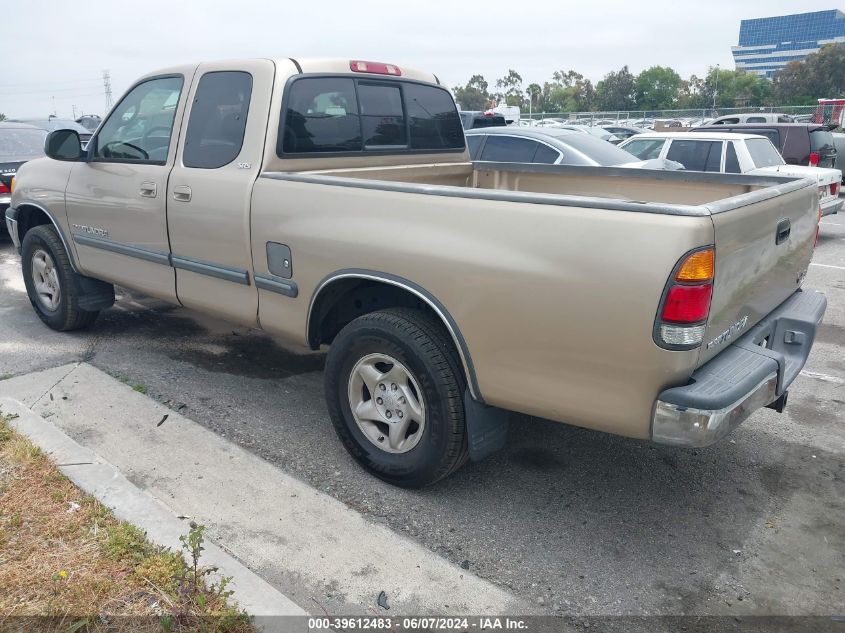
525,83,542,113
634,66,682,110
545,70,594,112
773,44,845,104
595,66,636,111
494,69,524,107
0,113,5,122
452,74,490,111
703,67,773,108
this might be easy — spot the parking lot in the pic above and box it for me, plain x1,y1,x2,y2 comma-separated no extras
1,210,843,616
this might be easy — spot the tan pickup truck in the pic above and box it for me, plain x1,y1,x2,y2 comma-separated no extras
5,58,827,487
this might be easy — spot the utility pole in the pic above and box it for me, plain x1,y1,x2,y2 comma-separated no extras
103,70,113,113
51,96,57,117
72,104,77,119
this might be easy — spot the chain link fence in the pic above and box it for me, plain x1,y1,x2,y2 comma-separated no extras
520,105,843,127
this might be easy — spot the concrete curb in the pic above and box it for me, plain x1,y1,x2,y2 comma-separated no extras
0,397,308,633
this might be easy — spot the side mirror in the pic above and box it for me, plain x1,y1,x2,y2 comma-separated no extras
45,129,83,161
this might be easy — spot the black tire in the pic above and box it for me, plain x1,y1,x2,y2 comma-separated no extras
21,225,100,331
325,308,469,488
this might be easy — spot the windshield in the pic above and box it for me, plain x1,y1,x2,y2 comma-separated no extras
0,128,47,161
746,138,784,168
620,138,665,160
557,133,644,166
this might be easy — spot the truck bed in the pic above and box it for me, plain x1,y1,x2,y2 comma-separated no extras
256,163,819,439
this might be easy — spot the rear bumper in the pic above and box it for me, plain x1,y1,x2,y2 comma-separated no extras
4,206,20,248
652,289,827,448
821,198,842,216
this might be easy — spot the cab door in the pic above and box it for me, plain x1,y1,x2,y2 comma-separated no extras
166,60,275,326
65,71,194,302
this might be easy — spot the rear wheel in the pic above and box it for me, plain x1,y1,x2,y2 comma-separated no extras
21,225,100,331
324,308,468,487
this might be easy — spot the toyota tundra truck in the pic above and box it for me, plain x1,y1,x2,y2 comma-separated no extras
5,58,827,487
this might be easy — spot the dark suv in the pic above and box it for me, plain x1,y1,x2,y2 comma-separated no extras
690,123,837,169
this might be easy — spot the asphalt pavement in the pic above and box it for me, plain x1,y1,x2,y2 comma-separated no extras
0,213,843,616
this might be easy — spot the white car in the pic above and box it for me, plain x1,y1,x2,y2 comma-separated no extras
533,122,619,143
620,132,842,216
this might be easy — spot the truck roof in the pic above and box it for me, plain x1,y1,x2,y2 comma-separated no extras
138,58,440,86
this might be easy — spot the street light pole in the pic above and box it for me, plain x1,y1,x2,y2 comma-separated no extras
713,64,719,110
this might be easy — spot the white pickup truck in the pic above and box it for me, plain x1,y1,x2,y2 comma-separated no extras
620,131,842,216
5,58,828,487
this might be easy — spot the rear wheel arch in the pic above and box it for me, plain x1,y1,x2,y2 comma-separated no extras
307,270,483,402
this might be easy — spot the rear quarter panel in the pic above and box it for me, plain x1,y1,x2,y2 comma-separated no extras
250,177,714,438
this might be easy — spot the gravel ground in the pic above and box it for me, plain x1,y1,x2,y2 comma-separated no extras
0,215,843,617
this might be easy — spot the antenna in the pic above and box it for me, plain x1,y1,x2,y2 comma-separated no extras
102,70,113,113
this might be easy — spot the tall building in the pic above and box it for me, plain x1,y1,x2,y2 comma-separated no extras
732,10,845,78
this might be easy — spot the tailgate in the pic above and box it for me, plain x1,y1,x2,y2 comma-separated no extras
699,181,818,366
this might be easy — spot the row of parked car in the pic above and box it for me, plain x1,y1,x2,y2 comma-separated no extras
459,109,842,215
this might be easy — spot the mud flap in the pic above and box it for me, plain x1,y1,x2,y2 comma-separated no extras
464,390,509,462
76,276,115,311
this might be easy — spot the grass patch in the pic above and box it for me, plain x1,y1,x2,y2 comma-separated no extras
133,384,148,395
0,412,253,631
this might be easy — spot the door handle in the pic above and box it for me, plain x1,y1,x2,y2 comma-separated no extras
139,181,157,198
173,185,192,202
775,218,791,245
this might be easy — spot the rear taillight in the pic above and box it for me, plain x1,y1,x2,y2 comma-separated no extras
831,182,839,197
655,248,715,349
809,151,820,167
0,182,10,195
349,60,401,76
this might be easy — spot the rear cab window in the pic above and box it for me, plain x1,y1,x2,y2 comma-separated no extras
279,76,464,156
666,140,722,172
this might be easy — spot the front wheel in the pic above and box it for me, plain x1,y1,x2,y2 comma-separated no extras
324,308,468,487
21,225,100,331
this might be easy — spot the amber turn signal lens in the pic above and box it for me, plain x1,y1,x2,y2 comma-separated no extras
675,249,714,282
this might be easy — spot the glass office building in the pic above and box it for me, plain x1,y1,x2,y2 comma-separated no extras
732,10,845,78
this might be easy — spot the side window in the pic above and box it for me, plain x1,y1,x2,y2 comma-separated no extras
403,83,464,150
533,143,561,164
713,117,740,125
466,135,483,159
479,136,539,162
746,116,767,123
94,76,183,164
666,140,722,172
358,83,406,147
725,142,742,173
183,71,252,169
282,78,360,153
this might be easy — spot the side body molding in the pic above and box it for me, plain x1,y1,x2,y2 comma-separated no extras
308,269,483,403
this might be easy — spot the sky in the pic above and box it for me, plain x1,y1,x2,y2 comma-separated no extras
2,0,839,118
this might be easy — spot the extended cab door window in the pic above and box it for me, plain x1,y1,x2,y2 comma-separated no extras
93,76,183,164
183,71,252,168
